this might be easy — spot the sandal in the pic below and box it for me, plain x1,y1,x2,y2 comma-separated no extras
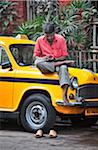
34,129,43,138
49,130,57,138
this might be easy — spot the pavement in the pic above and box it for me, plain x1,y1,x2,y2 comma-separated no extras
0,119,98,150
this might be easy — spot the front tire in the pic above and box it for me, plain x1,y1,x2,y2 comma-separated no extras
20,94,56,132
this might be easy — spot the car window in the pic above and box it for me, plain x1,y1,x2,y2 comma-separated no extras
10,44,34,66
0,46,10,65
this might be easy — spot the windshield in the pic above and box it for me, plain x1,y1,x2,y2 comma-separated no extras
10,44,34,66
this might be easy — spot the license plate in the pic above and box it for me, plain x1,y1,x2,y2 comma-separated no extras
85,108,98,116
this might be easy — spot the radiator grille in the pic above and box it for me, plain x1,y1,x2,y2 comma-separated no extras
77,84,98,99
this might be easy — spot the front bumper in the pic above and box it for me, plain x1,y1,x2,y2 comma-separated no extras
83,101,98,107
69,101,98,116
73,101,98,107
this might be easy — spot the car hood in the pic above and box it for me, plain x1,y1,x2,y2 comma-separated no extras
15,66,98,86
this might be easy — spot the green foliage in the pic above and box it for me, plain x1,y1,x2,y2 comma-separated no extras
0,1,17,35
69,0,90,11
16,15,45,40
55,0,97,51
16,0,97,51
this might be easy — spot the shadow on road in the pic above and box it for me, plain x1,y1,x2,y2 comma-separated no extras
1,118,98,134
0,118,24,131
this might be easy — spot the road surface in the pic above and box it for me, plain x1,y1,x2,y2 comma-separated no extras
0,119,98,150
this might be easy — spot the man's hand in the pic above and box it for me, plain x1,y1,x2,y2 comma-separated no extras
45,56,54,62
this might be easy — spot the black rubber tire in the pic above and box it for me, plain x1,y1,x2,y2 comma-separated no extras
20,93,56,132
71,117,97,127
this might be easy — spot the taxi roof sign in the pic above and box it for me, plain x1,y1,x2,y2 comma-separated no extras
15,34,29,40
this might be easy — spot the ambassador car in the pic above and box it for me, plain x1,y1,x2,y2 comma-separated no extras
0,34,98,132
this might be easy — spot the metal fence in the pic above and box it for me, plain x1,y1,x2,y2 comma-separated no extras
69,50,98,72
27,0,59,20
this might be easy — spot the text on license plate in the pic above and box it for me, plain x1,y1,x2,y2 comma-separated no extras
85,108,98,116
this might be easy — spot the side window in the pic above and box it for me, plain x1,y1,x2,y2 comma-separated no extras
0,46,11,68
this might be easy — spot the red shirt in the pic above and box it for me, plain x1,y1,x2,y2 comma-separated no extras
34,34,68,58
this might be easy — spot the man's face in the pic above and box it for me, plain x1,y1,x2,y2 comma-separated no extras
45,32,54,43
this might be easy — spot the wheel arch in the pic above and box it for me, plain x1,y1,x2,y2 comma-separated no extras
17,89,52,111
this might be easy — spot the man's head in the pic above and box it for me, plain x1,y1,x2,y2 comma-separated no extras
43,22,55,43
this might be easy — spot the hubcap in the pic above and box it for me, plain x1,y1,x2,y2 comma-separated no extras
26,102,47,129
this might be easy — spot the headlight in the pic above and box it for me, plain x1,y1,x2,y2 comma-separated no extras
70,77,78,89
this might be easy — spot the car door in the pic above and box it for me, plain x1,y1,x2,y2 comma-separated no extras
0,46,14,109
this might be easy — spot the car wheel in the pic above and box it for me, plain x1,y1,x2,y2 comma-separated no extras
20,93,56,132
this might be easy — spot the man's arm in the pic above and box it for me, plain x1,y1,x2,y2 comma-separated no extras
33,38,42,59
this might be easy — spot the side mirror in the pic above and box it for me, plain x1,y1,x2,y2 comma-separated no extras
2,61,12,70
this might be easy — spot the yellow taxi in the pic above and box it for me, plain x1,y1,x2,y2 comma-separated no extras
0,34,98,132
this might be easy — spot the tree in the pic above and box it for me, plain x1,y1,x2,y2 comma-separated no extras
0,1,17,35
